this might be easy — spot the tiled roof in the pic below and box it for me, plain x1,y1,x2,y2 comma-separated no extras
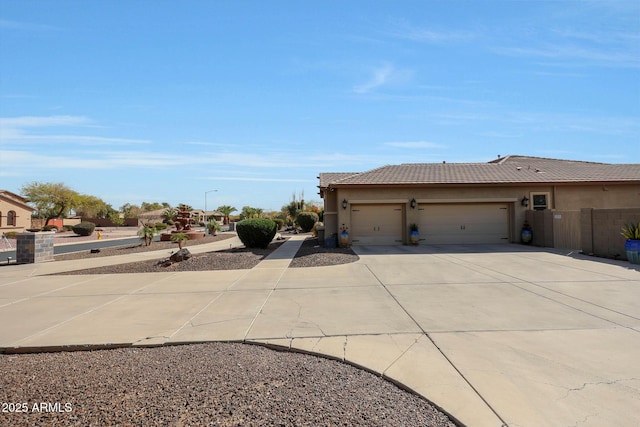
318,172,359,188
320,156,640,187
0,190,33,210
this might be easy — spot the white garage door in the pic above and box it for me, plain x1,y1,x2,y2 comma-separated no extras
351,204,403,245
419,203,509,244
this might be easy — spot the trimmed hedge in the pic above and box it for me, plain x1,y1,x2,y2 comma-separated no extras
236,218,277,249
296,212,319,232
72,221,96,236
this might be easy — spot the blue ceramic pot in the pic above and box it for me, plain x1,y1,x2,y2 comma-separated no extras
625,239,640,264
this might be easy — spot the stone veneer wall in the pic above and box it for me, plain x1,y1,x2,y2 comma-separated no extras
16,231,55,263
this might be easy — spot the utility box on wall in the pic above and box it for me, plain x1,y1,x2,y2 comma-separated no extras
16,231,55,263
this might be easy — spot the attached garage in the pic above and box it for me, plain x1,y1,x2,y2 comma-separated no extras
350,204,403,245
419,203,509,244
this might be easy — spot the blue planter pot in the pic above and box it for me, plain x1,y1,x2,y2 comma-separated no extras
625,239,640,264
340,231,349,248
521,229,532,244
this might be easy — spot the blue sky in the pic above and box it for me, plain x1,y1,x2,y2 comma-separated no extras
1,1,639,212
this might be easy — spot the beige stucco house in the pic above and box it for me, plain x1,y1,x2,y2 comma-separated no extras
318,155,640,246
0,190,34,233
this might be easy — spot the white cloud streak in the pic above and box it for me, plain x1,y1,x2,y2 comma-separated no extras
493,43,640,68
353,64,395,94
0,115,91,128
0,19,60,32
386,19,475,43
0,115,150,146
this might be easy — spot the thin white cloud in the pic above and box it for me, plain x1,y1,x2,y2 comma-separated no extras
0,115,150,146
2,134,150,146
384,141,445,149
0,19,60,31
182,141,229,147
494,44,640,68
353,64,395,94
0,115,91,128
386,19,476,43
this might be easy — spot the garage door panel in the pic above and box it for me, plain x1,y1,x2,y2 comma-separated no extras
351,205,403,245
420,204,508,244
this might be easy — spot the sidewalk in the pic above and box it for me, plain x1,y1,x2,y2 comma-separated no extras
1,240,639,426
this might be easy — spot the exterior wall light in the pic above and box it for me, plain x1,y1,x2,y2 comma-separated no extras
342,199,348,210
410,198,417,209
521,196,529,207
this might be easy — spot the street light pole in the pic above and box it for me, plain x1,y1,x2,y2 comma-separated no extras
204,189,218,217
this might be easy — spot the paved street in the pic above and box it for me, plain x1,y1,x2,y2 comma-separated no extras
1,238,639,426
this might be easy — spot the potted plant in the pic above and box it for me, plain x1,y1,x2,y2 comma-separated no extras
409,223,419,245
340,224,350,248
521,220,533,244
621,222,640,265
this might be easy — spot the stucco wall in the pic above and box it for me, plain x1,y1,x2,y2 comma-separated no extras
322,182,640,246
0,198,32,232
554,184,640,210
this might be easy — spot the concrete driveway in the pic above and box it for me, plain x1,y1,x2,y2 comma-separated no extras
1,238,639,426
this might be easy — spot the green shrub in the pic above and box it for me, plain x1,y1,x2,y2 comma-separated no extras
296,212,319,232
236,218,277,249
42,225,59,232
72,221,96,236
63,225,74,232
206,219,221,235
155,222,168,231
273,218,284,230
4,231,17,239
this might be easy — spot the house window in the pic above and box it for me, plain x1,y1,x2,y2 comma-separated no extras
531,193,549,211
0,211,2,226
7,210,16,226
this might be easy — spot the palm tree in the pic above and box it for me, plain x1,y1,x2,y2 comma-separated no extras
171,232,189,249
162,207,177,223
137,224,156,246
216,205,237,225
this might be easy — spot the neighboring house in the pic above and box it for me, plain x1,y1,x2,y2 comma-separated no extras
318,155,640,246
0,190,34,233
192,209,224,224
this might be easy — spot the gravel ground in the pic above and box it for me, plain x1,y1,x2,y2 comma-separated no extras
0,343,455,427
53,234,236,261
289,237,359,268
53,235,359,275
54,241,287,275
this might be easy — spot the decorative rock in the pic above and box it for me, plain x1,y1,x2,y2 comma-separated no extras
157,258,172,267
170,248,191,263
